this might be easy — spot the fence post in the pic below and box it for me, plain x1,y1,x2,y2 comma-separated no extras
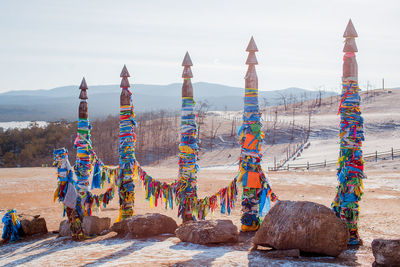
274,156,276,170
324,160,326,168
287,164,289,171
307,161,309,170
392,147,394,160
375,150,378,162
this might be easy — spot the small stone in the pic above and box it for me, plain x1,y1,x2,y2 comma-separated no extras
20,217,48,236
59,220,70,237
253,201,349,257
175,219,238,245
372,239,400,266
82,216,111,236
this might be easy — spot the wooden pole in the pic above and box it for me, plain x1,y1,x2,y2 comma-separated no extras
332,19,365,245
177,52,198,222
117,65,136,221
239,37,277,231
66,77,90,240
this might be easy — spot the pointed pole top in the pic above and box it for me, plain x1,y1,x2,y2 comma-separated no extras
246,36,258,52
121,77,130,88
79,77,88,90
120,64,130,78
343,38,358,52
182,51,193,67
343,19,358,38
246,52,258,65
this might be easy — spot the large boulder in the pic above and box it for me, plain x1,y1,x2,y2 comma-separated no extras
59,216,110,237
59,220,70,237
128,213,177,237
20,216,48,236
253,201,349,257
175,219,238,245
111,218,129,235
82,216,111,236
111,213,178,237
372,239,400,266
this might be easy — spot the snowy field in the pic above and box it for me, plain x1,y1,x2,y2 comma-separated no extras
0,121,48,130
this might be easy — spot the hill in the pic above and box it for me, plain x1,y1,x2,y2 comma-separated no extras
0,82,337,121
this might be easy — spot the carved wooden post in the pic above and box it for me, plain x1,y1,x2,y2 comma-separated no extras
116,65,136,221
331,19,365,245
67,77,91,240
75,77,92,193
176,52,199,222
239,37,277,232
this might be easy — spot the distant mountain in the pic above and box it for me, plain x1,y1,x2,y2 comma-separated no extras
0,82,337,121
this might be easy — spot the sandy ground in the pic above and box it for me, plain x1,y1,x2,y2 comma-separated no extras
1,162,399,266
1,90,399,266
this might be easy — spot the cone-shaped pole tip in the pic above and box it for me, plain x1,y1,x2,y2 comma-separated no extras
343,19,358,38
246,36,258,52
120,77,130,88
79,77,88,90
182,51,193,66
343,38,358,52
120,65,130,78
246,52,258,65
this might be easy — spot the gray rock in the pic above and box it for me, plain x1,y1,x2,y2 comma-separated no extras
82,216,111,236
175,219,238,245
111,213,178,237
59,216,110,237
59,220,70,237
253,201,349,257
128,213,177,237
111,218,129,235
20,216,48,236
372,239,400,266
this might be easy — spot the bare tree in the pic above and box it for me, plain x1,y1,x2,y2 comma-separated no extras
272,108,278,144
307,104,313,138
209,116,222,152
277,93,288,111
195,100,210,143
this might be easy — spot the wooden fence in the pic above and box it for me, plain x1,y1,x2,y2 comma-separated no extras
268,148,400,171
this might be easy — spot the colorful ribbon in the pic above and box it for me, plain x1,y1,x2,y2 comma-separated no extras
332,79,365,244
239,87,278,227
1,209,22,243
116,90,137,222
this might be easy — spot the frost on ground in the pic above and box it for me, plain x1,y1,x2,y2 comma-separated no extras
0,233,353,267
1,166,398,266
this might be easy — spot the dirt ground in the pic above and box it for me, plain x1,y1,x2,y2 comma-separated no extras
0,161,399,266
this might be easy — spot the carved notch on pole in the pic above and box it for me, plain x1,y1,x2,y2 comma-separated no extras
182,51,193,97
343,19,358,80
245,36,258,89
79,77,88,119
120,65,131,106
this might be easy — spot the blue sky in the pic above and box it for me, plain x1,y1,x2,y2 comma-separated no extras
0,0,399,93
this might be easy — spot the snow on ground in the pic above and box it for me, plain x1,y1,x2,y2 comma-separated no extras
1,165,399,266
0,121,48,130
